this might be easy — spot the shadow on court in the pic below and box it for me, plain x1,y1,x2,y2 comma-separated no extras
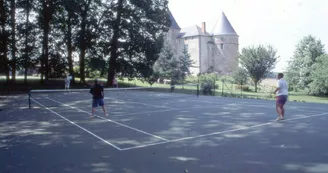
1,93,328,173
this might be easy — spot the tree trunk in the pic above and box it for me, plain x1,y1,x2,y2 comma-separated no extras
43,24,49,81
254,81,258,92
24,64,28,83
0,0,9,83
5,67,9,83
66,11,74,83
107,0,123,86
42,0,54,82
40,57,44,83
78,0,92,84
79,44,86,83
79,19,86,84
10,0,16,82
1,35,9,84
24,1,29,84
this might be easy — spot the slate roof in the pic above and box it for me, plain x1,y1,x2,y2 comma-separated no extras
168,9,181,30
213,12,237,36
170,10,237,38
179,25,210,38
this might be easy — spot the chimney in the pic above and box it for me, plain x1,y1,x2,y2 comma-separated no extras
202,22,206,33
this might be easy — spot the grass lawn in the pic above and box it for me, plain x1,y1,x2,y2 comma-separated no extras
114,78,328,104
1,76,327,104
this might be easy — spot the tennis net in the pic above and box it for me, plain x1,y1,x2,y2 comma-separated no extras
28,84,199,108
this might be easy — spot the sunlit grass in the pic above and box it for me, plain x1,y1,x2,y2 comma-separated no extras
1,76,327,104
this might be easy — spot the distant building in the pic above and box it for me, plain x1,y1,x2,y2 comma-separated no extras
167,10,239,75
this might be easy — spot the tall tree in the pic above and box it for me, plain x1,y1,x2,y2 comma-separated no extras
38,0,57,82
106,0,170,86
239,44,278,92
153,36,179,80
178,46,194,82
0,0,10,82
106,0,123,86
308,54,328,95
285,35,325,90
75,0,101,83
154,40,193,83
55,0,79,83
77,0,91,83
10,0,16,82
17,0,36,83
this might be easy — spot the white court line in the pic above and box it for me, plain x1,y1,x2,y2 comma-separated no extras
190,99,324,114
31,98,122,151
113,109,176,116
99,104,254,117
45,97,168,141
120,112,328,151
104,97,170,109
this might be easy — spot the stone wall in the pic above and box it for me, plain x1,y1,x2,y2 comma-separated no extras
213,35,239,74
166,29,239,76
182,36,200,75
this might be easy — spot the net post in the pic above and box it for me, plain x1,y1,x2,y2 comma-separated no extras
213,79,215,96
240,80,243,97
221,80,224,96
197,84,199,97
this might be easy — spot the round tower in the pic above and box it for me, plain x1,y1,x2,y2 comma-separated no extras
213,12,239,74
167,9,182,57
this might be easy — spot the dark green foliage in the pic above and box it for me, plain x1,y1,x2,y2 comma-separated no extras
178,46,194,82
36,0,59,81
2,0,173,86
286,35,325,91
16,0,37,83
54,0,80,83
239,44,278,92
154,38,194,83
308,54,328,95
201,82,213,95
232,67,248,85
0,0,10,82
10,0,17,81
106,0,170,86
153,37,179,80
75,0,104,83
48,53,67,78
85,55,107,78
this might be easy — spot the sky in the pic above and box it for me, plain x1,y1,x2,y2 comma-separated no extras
168,0,328,72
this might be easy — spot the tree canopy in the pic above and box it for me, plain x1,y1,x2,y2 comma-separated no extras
153,38,193,83
308,54,328,95
239,44,278,92
1,0,171,86
285,35,326,91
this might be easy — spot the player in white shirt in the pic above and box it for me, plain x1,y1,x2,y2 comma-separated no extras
65,74,72,91
273,73,288,121
113,77,118,88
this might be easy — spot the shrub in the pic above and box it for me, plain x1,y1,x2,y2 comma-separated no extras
201,82,213,95
235,85,251,91
73,66,80,78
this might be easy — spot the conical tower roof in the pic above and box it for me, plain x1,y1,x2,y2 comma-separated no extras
213,12,237,36
168,9,181,30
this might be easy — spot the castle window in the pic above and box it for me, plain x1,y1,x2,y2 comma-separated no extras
220,43,224,49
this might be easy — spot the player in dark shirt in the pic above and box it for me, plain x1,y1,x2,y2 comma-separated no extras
89,79,107,117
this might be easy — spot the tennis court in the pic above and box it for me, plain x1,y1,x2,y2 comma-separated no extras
1,86,328,173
